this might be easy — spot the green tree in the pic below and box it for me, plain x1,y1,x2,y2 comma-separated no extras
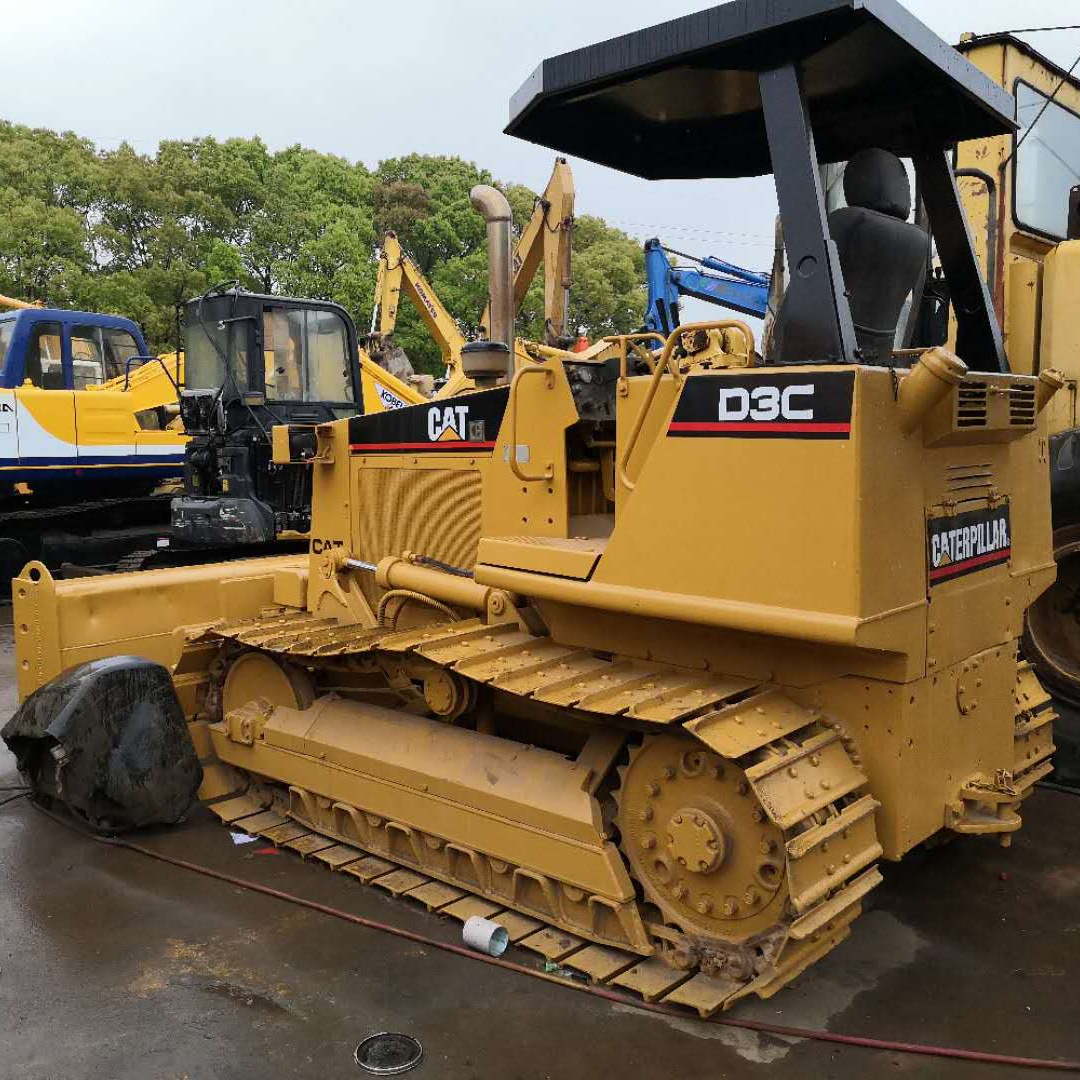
0,124,646,365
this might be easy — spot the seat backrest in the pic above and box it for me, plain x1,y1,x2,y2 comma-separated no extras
827,149,927,363
767,149,927,365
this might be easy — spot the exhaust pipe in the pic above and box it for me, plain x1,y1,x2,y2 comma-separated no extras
468,185,514,383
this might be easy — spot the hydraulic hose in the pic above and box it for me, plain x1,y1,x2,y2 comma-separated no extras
27,801,1080,1073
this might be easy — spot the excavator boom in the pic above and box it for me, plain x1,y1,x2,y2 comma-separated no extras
481,157,575,345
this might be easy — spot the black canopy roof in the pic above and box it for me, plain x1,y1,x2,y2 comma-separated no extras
506,0,1017,179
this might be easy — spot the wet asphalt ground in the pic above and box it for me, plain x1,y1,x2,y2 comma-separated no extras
1,606,1079,1080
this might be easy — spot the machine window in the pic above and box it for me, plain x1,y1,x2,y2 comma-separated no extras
0,320,13,376
103,328,140,378
1014,81,1080,239
263,307,354,403
71,325,107,388
306,309,354,402
71,326,138,387
185,314,248,392
24,321,65,389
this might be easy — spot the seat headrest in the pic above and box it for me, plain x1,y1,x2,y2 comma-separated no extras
842,149,911,220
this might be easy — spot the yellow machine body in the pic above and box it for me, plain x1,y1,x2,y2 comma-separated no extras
9,9,1062,1014
14,324,1057,1007
957,35,1080,716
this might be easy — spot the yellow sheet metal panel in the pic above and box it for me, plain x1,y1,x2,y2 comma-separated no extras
13,557,304,701
477,536,604,580
273,566,309,609
1041,242,1080,435
1005,258,1041,376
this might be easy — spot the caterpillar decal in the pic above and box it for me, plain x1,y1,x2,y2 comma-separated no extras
927,503,1012,585
349,386,509,454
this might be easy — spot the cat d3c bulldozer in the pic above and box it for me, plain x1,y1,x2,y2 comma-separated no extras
3,0,1063,1013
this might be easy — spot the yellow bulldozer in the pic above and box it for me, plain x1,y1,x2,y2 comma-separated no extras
1,0,1063,1015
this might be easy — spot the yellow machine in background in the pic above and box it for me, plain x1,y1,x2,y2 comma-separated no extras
367,231,466,398
368,159,577,399
953,34,1080,776
5,1,1060,1015
0,296,186,574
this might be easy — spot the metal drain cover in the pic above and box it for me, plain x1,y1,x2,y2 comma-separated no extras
354,1032,423,1075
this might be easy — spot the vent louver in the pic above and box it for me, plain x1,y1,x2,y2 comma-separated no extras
956,381,988,428
1009,384,1036,427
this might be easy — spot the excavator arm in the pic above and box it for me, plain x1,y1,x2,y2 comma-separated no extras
372,233,466,368
643,238,770,335
482,157,575,346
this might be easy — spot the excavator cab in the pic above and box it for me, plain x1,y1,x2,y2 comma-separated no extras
173,288,362,549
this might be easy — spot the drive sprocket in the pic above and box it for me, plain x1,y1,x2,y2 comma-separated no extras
615,735,788,945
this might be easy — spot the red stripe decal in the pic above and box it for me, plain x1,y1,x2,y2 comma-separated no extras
929,548,1011,581
668,421,851,434
349,441,497,452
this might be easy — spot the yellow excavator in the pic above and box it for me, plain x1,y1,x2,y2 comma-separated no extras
367,231,467,399
4,0,1060,1017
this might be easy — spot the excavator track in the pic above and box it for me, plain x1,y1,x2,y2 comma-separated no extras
192,606,889,1011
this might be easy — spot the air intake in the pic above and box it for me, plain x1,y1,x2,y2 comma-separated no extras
1009,383,1036,427
945,463,993,500
956,380,988,428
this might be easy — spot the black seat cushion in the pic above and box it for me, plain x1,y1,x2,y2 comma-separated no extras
828,149,927,363
768,149,927,364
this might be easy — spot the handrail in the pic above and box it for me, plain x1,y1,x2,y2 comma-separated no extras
616,320,756,493
954,168,997,297
604,332,666,384
122,354,179,394
508,363,555,482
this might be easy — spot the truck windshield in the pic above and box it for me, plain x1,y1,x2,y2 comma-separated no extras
1015,81,1080,239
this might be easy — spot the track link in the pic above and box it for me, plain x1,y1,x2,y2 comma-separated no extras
190,615,1062,1008
193,607,893,1010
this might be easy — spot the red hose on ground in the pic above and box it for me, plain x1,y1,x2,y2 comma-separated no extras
31,803,1080,1074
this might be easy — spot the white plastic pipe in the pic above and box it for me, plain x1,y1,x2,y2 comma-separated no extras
462,916,509,957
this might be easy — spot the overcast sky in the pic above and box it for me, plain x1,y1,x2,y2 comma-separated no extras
5,1,1080,316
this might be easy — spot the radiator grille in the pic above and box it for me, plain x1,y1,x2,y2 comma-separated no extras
945,462,993,500
354,467,483,605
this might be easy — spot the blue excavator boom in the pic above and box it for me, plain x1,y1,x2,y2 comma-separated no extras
643,237,770,334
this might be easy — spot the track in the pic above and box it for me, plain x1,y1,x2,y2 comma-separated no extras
193,608,1049,1013
195,606,885,1012
209,788,851,1017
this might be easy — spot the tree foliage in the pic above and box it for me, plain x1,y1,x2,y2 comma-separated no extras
0,120,646,372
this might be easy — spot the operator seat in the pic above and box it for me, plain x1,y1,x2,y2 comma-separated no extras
827,148,927,363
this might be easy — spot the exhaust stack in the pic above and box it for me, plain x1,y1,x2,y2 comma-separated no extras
465,185,514,384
